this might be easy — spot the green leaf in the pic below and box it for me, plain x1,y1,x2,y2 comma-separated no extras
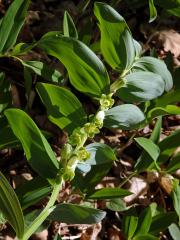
16,177,51,210
166,153,180,173
147,105,180,121
38,33,110,98
22,61,64,84
155,89,180,107
0,0,30,53
116,72,165,102
5,108,59,179
171,185,180,221
0,125,19,150
104,104,145,130
0,72,11,113
74,143,116,192
36,83,87,133
63,11,78,39
134,207,152,236
0,171,24,238
134,234,159,240
157,130,180,163
149,0,157,23
150,212,177,234
169,223,180,240
134,56,173,91
49,203,106,224
94,2,135,71
135,137,160,163
53,234,62,240
135,117,162,172
122,208,138,240
106,198,128,212
86,187,131,200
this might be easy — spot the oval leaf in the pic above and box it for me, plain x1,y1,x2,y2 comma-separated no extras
5,108,59,179
117,71,165,102
0,171,24,238
104,104,145,130
134,56,173,91
49,203,106,224
38,33,110,97
94,2,135,71
36,83,87,133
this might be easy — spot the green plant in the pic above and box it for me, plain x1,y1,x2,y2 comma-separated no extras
0,1,179,239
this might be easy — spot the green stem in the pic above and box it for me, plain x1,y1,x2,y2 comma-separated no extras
21,178,63,240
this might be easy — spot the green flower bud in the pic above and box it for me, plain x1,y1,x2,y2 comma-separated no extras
69,128,86,146
63,167,75,181
76,147,90,161
95,110,105,128
84,122,99,138
100,94,114,110
61,143,73,161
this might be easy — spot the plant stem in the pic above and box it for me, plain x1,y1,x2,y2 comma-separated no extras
21,178,63,240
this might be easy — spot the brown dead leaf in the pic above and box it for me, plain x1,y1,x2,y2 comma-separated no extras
124,177,149,204
153,29,180,66
80,223,102,240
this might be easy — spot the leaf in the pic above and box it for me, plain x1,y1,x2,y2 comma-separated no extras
0,72,11,113
157,130,180,163
36,83,87,133
135,137,160,163
38,33,110,98
149,0,157,23
49,203,106,224
171,185,180,221
155,89,180,107
122,208,138,240
53,234,62,240
135,117,162,172
147,105,180,121
166,153,180,173
169,223,180,240
150,212,177,234
63,11,78,39
133,56,173,91
86,187,131,200
0,125,19,150
106,198,128,212
16,177,51,210
104,104,145,130
5,108,59,179
134,234,159,240
116,72,165,102
22,61,64,84
0,0,30,53
134,206,152,236
73,143,116,192
0,171,24,238
94,2,135,71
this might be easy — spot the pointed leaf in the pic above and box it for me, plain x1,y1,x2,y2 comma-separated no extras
49,203,106,224
0,171,24,238
149,0,157,23
63,11,78,39
22,61,64,84
167,153,180,173
36,83,87,133
86,187,131,200
38,33,110,97
5,109,59,179
0,0,30,53
94,2,135,71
